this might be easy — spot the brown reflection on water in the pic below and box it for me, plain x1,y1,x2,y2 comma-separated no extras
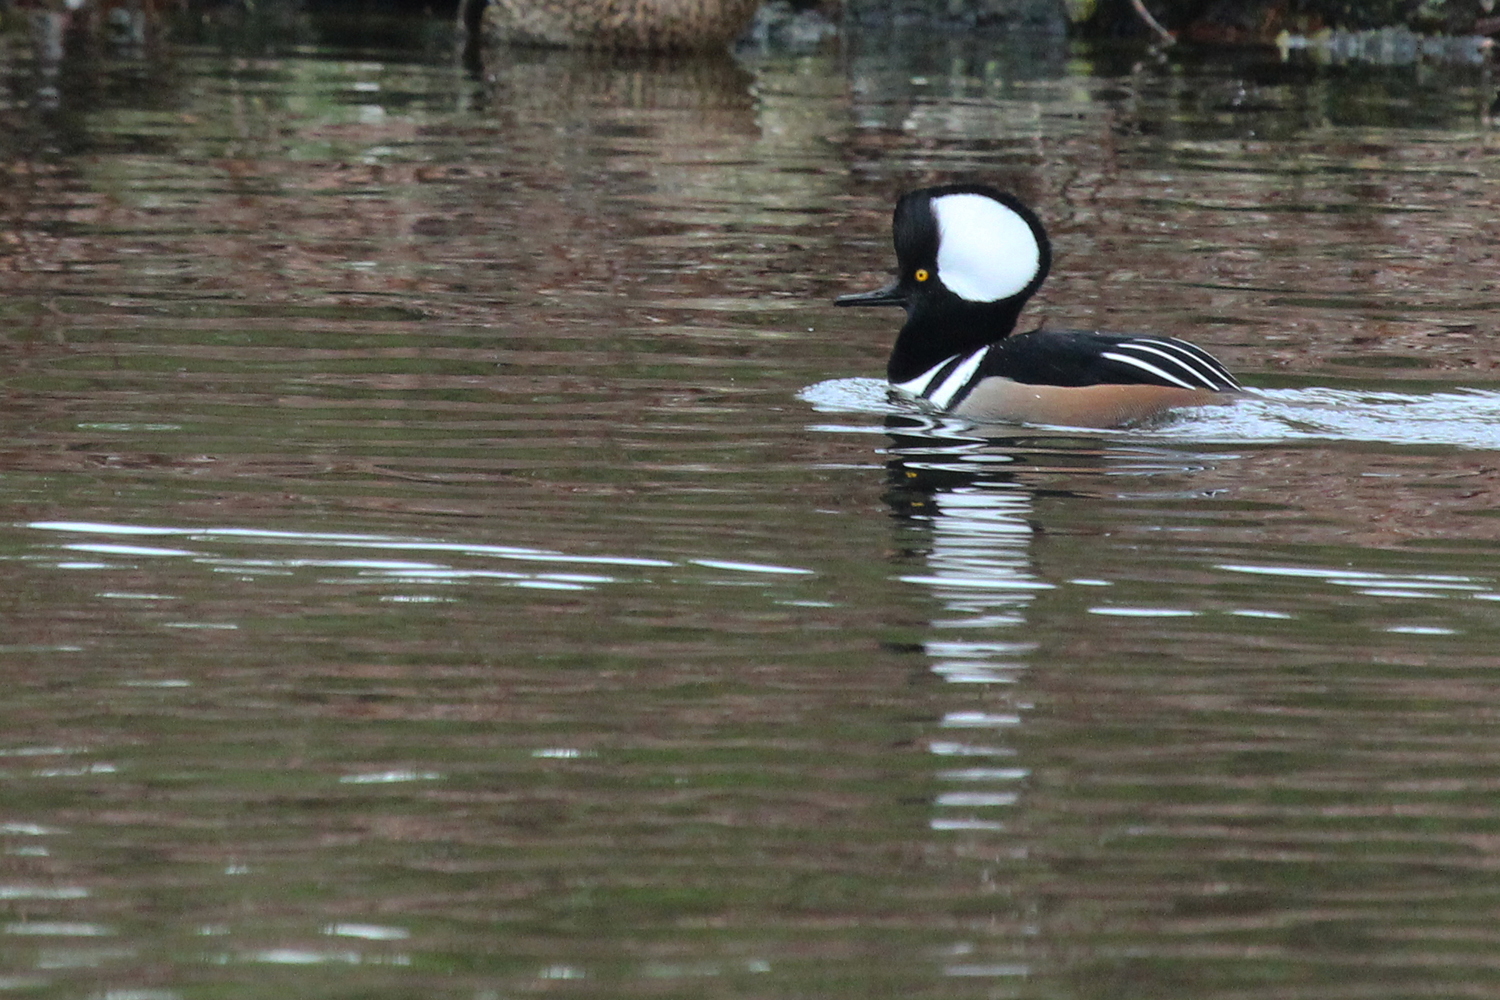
995,441,1500,547
879,421,1500,997
6,14,1500,1000
0,38,852,530
1181,446,1500,546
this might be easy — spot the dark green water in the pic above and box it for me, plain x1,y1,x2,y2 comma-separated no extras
3,12,1500,999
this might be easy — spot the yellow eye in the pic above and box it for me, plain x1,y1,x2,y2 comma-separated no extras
914,268,930,282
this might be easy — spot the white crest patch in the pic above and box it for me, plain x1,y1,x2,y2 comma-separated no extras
932,193,1040,303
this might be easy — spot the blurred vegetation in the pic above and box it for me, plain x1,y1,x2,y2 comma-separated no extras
0,0,1493,54
819,0,1495,40
1071,0,1493,40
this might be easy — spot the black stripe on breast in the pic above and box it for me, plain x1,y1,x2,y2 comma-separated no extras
915,353,973,400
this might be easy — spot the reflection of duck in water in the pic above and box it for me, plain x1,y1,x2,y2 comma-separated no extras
465,0,761,51
838,185,1242,429
879,423,1042,844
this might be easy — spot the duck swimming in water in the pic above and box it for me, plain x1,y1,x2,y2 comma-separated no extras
836,184,1241,428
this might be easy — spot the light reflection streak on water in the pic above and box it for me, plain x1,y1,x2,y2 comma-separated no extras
30,521,678,565
4,923,113,937
1220,561,1498,602
324,923,410,941
0,887,90,900
22,520,811,593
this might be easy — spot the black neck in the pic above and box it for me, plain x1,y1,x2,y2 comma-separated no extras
886,299,1026,382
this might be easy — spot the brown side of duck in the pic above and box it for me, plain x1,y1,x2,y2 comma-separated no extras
951,380,1232,429
482,0,763,51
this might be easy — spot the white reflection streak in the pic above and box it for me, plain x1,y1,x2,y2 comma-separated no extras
902,482,1038,981
24,521,814,594
1219,560,1498,607
903,485,1043,832
909,489,1053,630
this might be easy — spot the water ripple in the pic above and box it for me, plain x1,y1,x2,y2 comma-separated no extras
23,520,814,592
802,378,1500,449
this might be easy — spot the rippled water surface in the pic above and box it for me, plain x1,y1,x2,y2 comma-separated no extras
4,13,1500,998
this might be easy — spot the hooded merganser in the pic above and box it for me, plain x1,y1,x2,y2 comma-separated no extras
836,184,1241,428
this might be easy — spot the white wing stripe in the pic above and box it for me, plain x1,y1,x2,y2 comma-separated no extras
1164,339,1237,388
926,348,988,409
1144,338,1237,387
1099,351,1198,390
1117,341,1225,389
